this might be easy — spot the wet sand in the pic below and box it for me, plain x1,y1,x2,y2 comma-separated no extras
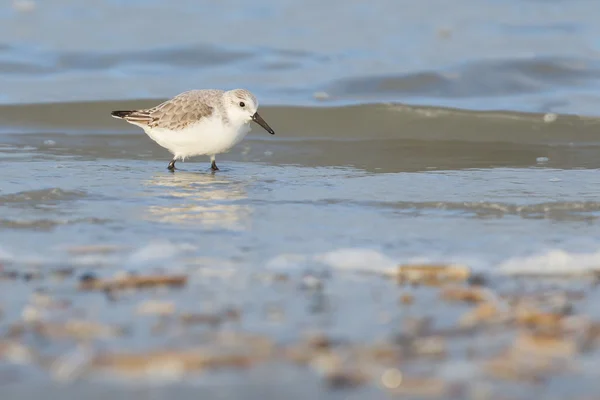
2,100,600,399
3,0,600,398
2,251,600,400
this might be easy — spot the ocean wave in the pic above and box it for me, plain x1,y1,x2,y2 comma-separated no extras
0,188,88,206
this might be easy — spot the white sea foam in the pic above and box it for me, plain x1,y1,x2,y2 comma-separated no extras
0,247,14,262
265,253,311,271
267,246,600,279
314,248,397,275
266,248,487,277
498,248,600,276
127,240,197,266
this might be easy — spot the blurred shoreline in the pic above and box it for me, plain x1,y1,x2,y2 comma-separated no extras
3,0,600,114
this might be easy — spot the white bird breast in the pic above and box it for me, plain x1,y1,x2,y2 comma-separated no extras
142,116,252,160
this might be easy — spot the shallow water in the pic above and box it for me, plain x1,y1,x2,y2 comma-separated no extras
3,0,600,398
2,101,600,266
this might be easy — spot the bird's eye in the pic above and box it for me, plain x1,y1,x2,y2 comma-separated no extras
239,102,245,107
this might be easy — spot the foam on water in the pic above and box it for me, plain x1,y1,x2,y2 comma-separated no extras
127,240,198,267
268,246,600,279
315,248,397,275
498,248,600,276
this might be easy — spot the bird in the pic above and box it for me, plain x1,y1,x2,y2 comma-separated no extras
110,89,275,171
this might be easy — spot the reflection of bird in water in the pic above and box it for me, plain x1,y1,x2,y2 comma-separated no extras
143,171,252,230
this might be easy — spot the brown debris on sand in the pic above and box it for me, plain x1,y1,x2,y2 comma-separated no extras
66,244,130,255
33,320,126,341
89,331,274,377
78,274,187,291
440,286,489,303
396,264,471,285
2,255,600,398
91,350,254,375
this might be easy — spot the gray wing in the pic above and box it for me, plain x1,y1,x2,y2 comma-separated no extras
119,90,220,130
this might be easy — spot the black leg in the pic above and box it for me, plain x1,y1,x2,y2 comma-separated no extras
168,159,176,171
210,160,219,171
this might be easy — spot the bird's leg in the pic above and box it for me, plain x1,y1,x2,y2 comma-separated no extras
168,159,176,171
210,155,219,171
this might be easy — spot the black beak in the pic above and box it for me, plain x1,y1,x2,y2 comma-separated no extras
252,112,275,135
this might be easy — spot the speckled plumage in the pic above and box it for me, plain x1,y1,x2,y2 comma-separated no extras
110,88,274,171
